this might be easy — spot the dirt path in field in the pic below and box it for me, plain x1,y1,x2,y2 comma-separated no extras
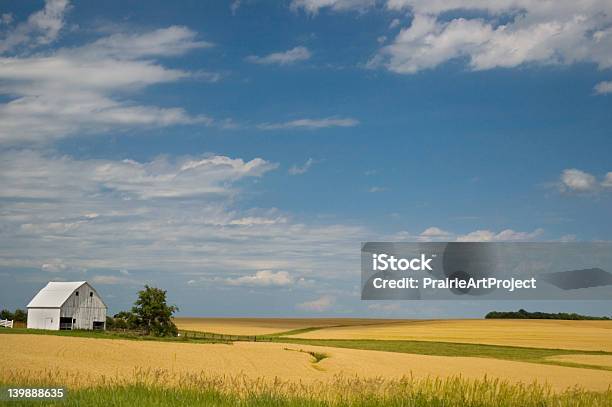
1,334,611,391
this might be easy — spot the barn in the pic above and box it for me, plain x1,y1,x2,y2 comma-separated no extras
27,281,107,330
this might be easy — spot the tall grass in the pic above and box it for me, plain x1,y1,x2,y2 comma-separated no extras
2,369,611,406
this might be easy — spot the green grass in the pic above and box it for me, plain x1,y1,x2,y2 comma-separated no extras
0,327,231,344
273,338,612,371
2,375,611,407
266,326,332,337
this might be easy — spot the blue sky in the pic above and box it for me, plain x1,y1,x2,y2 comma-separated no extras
0,0,611,317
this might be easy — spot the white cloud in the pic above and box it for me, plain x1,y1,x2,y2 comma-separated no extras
41,260,69,273
368,186,387,193
228,216,288,226
0,0,70,53
296,295,335,311
557,169,612,193
1,14,13,26
389,18,400,29
420,226,452,239
603,173,612,188
92,275,139,285
0,150,366,279
230,0,241,15
456,228,544,242
0,150,276,200
290,0,376,14
370,1,612,74
78,26,213,59
392,226,545,242
559,168,599,193
246,46,311,65
0,2,214,145
594,81,612,94
223,270,293,287
258,117,359,130
289,158,315,175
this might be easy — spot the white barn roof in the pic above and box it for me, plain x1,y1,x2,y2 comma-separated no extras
27,281,87,308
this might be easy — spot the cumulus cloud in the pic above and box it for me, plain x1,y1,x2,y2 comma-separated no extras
594,81,612,94
0,2,214,144
557,168,612,194
290,0,376,14
369,1,612,74
0,0,70,53
559,168,599,193
391,226,545,242
603,173,612,188
223,270,294,287
258,117,359,130
456,228,544,242
296,295,335,311
246,46,311,65
289,158,315,175
420,226,452,238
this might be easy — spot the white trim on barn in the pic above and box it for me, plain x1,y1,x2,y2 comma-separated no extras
27,281,107,331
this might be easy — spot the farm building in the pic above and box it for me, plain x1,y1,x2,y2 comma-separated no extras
27,281,107,331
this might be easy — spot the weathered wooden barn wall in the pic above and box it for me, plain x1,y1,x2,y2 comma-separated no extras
60,283,106,329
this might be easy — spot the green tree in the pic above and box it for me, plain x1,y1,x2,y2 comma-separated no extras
105,316,115,330
13,309,27,322
112,311,139,330
131,285,178,337
0,309,13,320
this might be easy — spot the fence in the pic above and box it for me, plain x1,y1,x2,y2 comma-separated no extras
0,319,13,328
179,330,272,342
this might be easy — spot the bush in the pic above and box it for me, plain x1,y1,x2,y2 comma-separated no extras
13,309,27,322
0,309,13,320
0,309,26,322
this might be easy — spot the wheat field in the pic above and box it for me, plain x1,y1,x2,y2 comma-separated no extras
173,317,398,335
1,334,612,392
546,354,612,368
288,319,612,351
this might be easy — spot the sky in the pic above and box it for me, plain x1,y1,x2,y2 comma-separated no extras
0,0,611,317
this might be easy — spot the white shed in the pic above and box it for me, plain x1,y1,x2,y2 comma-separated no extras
27,281,107,330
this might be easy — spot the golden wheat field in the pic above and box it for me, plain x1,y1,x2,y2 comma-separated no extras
287,319,612,352
173,317,399,335
546,355,612,368
1,334,612,392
